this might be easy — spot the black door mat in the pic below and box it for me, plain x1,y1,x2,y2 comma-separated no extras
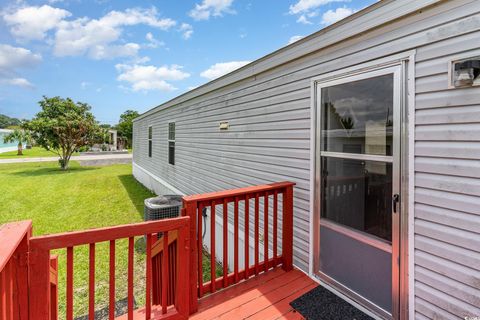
290,285,375,320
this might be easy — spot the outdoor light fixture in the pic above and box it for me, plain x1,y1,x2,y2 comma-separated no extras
219,121,230,130
452,59,480,88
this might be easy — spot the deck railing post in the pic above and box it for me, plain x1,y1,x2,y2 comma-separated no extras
176,217,191,318
182,199,198,314
49,255,59,320
12,225,31,320
28,242,51,320
282,185,294,271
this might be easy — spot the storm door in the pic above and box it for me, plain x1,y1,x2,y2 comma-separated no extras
314,66,402,319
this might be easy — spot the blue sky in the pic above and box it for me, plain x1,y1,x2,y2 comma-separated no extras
0,0,376,125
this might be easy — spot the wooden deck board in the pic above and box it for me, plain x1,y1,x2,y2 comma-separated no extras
123,268,316,320
191,268,316,320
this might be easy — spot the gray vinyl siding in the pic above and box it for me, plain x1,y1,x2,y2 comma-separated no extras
413,14,480,320
133,0,480,317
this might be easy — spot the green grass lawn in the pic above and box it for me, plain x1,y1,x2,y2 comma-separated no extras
0,162,153,318
0,146,79,158
0,161,223,319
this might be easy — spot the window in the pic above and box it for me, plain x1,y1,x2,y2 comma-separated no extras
148,126,152,157
320,73,395,242
168,122,175,165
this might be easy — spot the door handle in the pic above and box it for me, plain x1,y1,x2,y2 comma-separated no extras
393,194,400,213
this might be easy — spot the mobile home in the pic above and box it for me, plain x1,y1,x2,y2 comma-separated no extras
132,0,480,318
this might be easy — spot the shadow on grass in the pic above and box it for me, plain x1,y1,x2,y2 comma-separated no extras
117,174,155,220
10,166,99,177
135,237,146,254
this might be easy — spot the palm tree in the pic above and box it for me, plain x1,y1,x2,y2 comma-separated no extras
3,129,32,155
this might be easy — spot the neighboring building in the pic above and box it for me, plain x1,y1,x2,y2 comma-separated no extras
90,129,119,152
132,0,480,319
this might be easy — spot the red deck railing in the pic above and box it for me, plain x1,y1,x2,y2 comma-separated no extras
0,221,31,320
29,217,190,320
151,230,179,307
0,181,295,320
182,181,295,313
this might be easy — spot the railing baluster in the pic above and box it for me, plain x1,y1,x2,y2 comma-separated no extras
210,201,216,293
168,242,175,306
162,232,169,314
109,240,116,320
273,190,278,267
89,243,95,320
222,199,228,288
254,193,259,276
28,241,50,320
234,196,239,283
128,237,134,320
197,203,203,298
152,251,158,306
145,234,152,320
264,192,269,272
50,256,59,320
15,229,30,320
5,261,12,320
66,246,74,320
244,195,249,279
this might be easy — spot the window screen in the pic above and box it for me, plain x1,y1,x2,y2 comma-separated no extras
148,126,152,157
168,122,175,165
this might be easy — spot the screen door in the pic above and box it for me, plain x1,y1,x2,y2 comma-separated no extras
314,66,402,319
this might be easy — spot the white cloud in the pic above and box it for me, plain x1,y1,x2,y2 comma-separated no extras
296,15,312,24
288,35,305,44
3,5,71,41
3,5,179,60
0,44,41,88
289,0,347,15
146,32,155,42
96,7,176,30
189,0,235,21
200,60,250,80
133,56,151,64
145,32,164,48
321,7,354,25
1,77,33,88
115,63,190,92
80,81,90,89
0,44,42,69
179,23,193,39
53,7,175,59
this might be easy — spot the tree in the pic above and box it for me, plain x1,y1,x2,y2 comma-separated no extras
117,110,139,148
26,96,100,170
3,129,32,155
0,114,22,128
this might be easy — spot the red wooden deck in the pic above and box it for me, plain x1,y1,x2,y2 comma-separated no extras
1,182,299,320
123,267,316,320
191,268,316,320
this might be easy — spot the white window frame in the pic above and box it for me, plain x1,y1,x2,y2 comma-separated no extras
168,122,175,165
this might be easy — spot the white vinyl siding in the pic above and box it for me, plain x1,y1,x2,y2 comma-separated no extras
133,1,480,317
413,22,480,320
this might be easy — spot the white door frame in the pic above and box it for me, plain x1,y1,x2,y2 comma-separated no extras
308,50,416,320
